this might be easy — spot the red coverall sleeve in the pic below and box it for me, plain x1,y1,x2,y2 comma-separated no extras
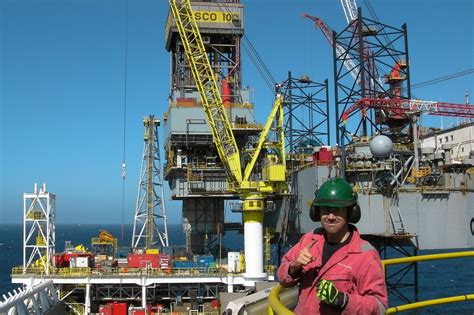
277,237,306,288
343,251,388,315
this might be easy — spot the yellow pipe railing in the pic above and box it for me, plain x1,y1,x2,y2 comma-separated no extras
386,294,474,314
381,250,474,269
268,251,474,314
267,284,294,315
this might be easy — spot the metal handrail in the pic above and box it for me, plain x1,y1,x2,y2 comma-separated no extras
267,284,295,315
386,294,474,314
12,265,239,278
381,250,474,269
268,250,474,314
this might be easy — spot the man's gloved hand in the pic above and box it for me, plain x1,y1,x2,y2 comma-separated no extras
317,279,348,309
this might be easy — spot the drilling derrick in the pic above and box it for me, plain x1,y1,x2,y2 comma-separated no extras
333,8,411,144
164,0,262,254
132,116,169,250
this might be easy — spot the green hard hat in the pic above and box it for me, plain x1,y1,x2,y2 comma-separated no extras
313,178,356,208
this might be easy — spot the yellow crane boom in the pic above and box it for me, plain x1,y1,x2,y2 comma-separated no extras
169,0,287,278
243,94,285,183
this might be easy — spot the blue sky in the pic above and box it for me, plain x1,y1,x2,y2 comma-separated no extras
1,0,472,225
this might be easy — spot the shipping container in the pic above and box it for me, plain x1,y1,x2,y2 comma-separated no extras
195,255,215,269
172,260,195,269
127,254,171,269
70,256,90,268
129,306,152,315
127,254,159,268
53,254,66,267
99,305,112,315
63,252,93,265
318,147,334,162
112,302,127,315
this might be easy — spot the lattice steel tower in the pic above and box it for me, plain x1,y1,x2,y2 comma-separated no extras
23,183,55,274
334,8,411,144
280,72,330,152
132,116,169,250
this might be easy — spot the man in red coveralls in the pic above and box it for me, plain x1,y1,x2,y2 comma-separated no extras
277,178,388,314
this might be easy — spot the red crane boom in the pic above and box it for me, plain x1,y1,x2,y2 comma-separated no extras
342,98,474,122
302,13,359,82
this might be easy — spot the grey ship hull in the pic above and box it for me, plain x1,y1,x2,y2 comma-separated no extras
270,165,474,250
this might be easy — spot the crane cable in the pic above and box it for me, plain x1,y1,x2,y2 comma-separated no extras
363,0,473,93
363,0,395,53
121,0,130,250
242,35,277,93
216,2,277,94
412,69,474,90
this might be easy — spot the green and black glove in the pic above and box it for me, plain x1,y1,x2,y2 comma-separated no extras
317,279,348,309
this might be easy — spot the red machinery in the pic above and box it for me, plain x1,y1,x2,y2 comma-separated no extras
127,253,171,269
342,98,474,123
